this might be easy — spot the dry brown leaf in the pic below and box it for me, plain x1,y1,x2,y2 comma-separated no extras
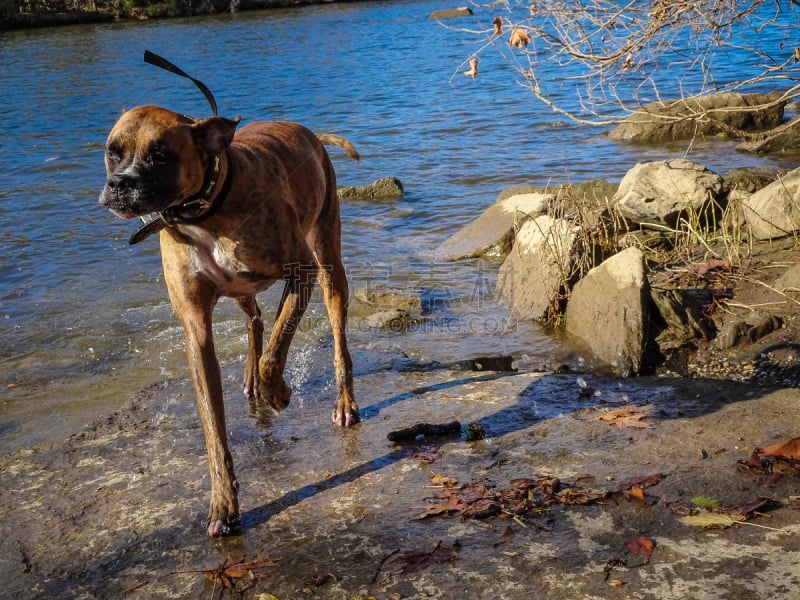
463,58,478,79
624,535,655,557
493,16,503,36
493,525,515,547
614,473,664,493
411,445,442,463
593,406,654,429
430,473,458,487
385,542,454,574
415,494,467,519
679,511,745,529
201,557,283,588
692,258,731,276
509,29,531,47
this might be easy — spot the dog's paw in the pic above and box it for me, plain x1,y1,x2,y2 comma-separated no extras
207,515,241,538
206,482,240,538
257,375,291,413
332,400,360,427
206,503,241,538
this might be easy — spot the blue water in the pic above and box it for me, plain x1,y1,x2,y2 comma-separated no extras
0,0,797,451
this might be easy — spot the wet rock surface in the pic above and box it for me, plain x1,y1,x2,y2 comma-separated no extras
2,361,799,599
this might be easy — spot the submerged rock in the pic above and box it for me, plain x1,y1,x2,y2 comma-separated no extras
429,7,474,19
338,177,404,201
609,91,786,142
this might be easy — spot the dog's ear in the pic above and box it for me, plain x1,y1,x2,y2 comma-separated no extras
193,115,241,155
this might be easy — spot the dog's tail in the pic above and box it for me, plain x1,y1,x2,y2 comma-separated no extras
317,133,360,161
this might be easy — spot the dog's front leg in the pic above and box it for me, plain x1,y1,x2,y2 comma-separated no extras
181,306,240,537
162,241,239,537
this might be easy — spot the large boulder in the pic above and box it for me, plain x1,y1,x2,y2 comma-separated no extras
496,215,580,322
613,159,723,229
741,167,800,240
564,247,650,375
436,192,552,260
609,91,786,142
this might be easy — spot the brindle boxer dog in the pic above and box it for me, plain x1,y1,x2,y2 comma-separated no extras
99,105,360,537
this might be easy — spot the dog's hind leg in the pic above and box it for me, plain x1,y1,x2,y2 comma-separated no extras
311,182,360,426
317,253,360,426
257,269,314,412
236,295,263,400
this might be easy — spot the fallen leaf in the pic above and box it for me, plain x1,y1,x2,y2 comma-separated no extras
728,497,773,519
430,473,458,487
624,535,655,557
411,445,442,463
199,556,283,589
593,406,654,429
692,258,731,276
385,542,454,574
415,494,467,519
691,496,720,509
614,474,664,493
679,511,744,529
494,525,515,547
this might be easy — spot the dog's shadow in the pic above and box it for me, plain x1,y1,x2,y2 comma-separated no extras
238,367,745,532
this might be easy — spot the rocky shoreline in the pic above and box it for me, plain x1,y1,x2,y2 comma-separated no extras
425,89,800,393
0,0,353,31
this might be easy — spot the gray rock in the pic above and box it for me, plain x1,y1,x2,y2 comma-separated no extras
357,309,426,333
613,159,723,229
350,288,422,315
715,313,782,349
721,167,781,194
774,264,800,292
338,177,404,201
496,215,580,322
741,167,800,240
436,192,553,260
609,92,786,142
651,288,713,341
736,116,800,154
429,7,473,19
565,247,650,375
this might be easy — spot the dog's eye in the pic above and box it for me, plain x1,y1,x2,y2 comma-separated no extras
105,144,122,164
149,143,171,165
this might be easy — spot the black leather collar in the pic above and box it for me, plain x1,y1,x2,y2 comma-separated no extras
128,154,233,245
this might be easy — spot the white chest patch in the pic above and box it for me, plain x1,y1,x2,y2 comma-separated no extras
182,226,275,297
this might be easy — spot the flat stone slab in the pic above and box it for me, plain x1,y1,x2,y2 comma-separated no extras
437,192,552,260
2,365,799,599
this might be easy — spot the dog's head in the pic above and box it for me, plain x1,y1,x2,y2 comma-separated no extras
99,105,239,219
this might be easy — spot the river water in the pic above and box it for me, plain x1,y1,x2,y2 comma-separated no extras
1,0,797,453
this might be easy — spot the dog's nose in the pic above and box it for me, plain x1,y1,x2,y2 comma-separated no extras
106,173,130,190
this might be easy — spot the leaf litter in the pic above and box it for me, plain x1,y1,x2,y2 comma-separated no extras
414,472,656,522
170,556,283,595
